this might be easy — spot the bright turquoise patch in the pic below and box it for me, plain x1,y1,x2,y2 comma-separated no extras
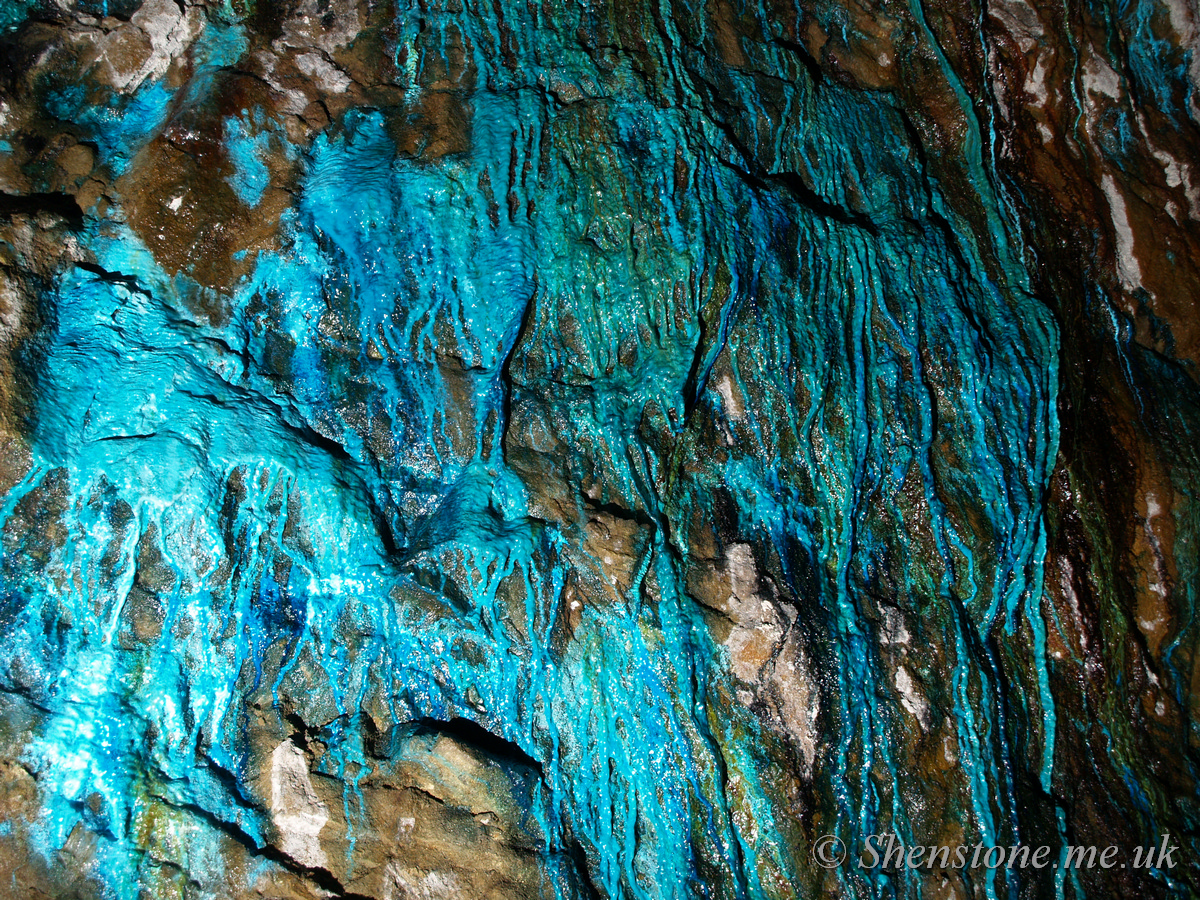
223,110,274,207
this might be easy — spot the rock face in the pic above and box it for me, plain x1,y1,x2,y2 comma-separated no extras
0,0,1196,897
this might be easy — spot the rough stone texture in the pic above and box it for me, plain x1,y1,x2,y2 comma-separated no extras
0,0,1196,897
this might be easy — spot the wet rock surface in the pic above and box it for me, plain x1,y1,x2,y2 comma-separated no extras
0,0,1196,897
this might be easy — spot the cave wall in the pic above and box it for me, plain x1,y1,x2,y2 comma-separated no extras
0,0,1196,897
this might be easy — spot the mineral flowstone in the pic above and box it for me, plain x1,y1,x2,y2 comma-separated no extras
0,0,1196,897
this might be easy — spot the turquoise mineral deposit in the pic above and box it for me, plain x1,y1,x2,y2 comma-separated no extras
0,0,1196,897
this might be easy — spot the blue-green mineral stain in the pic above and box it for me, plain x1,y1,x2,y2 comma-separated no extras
6,0,1185,896
4,24,1041,900
223,111,274,208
